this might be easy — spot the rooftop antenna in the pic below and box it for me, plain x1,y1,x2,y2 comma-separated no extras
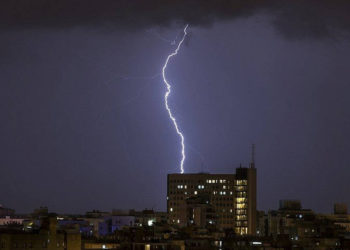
250,144,255,168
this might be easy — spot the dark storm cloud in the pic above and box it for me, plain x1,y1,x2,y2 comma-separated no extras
270,0,350,40
0,0,264,30
1,0,350,39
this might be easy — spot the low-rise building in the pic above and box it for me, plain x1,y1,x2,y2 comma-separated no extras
0,216,81,250
0,216,24,226
0,205,15,217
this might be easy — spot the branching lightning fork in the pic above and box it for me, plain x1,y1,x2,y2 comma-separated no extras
162,24,189,174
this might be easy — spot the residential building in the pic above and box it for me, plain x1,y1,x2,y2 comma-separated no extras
167,148,257,235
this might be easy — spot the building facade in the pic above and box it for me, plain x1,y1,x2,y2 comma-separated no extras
0,217,81,250
235,166,256,235
167,164,256,235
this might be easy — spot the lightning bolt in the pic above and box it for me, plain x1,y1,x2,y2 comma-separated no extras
162,24,189,174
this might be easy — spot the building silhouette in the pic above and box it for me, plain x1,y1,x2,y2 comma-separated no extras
167,146,257,235
0,216,81,250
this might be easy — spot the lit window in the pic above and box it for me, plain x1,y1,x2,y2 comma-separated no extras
235,198,246,203
235,203,247,209
194,191,198,195
147,219,155,226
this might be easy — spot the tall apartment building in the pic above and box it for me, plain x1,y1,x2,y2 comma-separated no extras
167,149,257,235
235,166,256,235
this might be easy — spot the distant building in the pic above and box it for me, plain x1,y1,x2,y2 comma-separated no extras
279,200,302,210
264,200,350,248
97,215,135,236
334,203,348,215
0,216,24,226
0,205,15,217
57,219,93,237
85,210,110,218
0,216,81,250
134,209,167,227
256,210,268,237
167,149,257,235
79,217,104,237
31,206,48,218
267,200,315,238
320,203,350,233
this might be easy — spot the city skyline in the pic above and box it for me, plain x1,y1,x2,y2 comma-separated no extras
1,0,350,214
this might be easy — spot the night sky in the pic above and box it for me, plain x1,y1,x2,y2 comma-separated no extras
1,0,350,214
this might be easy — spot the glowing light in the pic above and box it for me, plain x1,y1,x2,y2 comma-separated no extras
147,219,155,226
162,24,189,174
